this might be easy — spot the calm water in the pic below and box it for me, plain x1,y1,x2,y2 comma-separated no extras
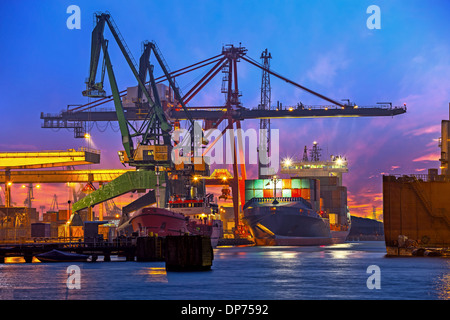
0,241,448,300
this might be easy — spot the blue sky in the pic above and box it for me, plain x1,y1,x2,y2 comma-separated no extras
1,0,450,217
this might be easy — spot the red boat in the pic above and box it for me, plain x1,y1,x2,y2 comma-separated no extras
128,195,223,247
129,207,188,237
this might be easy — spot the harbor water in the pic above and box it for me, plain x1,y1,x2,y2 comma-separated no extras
0,241,448,300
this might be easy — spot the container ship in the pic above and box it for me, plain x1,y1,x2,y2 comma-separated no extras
243,143,351,246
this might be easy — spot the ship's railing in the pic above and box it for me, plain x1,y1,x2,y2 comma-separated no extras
248,197,313,209
388,174,450,182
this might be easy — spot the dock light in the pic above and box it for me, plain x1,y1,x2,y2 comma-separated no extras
193,176,199,181
21,185,26,188
36,184,41,189
354,105,359,109
7,182,12,186
84,133,91,139
335,158,344,166
222,176,228,181
288,107,294,111
283,157,293,167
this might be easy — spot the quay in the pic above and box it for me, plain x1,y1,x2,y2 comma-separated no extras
0,238,136,263
0,235,214,270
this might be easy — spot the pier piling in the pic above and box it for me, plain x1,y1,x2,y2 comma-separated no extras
165,235,213,271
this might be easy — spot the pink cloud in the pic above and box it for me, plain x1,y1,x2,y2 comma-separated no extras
412,152,440,162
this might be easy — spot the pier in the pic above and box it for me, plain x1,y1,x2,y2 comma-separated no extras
0,235,214,270
0,238,136,263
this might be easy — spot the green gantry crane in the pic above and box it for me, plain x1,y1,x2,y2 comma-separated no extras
72,12,203,214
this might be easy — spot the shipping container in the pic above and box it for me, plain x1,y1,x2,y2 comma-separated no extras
254,179,264,189
282,189,292,197
262,179,270,189
291,189,301,197
43,211,57,222
263,189,274,198
301,179,310,189
282,179,291,189
302,188,311,200
245,180,254,189
254,189,264,198
291,179,301,189
31,223,51,238
57,210,70,221
245,189,254,201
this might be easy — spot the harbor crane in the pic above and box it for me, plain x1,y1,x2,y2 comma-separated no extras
41,12,406,236
82,12,202,169
70,12,209,220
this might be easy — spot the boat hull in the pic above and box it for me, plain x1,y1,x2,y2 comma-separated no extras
129,207,188,237
243,198,349,246
35,250,89,262
129,207,222,247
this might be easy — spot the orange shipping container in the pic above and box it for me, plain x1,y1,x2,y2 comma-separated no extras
302,188,310,200
263,189,274,198
282,179,292,189
58,210,70,221
44,212,57,222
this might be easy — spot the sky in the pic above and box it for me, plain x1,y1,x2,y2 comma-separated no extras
0,0,450,219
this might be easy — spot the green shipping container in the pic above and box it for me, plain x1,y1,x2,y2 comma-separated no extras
292,179,301,189
254,189,264,198
245,180,254,190
301,179,310,189
253,179,264,189
263,179,272,189
245,189,254,201
282,189,292,197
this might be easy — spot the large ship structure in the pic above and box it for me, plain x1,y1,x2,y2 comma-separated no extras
243,142,351,245
383,108,450,256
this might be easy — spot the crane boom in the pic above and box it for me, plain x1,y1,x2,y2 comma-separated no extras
83,12,176,167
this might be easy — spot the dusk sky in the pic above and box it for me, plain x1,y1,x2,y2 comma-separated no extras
1,0,450,219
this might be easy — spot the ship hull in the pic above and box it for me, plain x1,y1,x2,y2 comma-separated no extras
129,207,222,247
243,198,349,246
129,207,188,237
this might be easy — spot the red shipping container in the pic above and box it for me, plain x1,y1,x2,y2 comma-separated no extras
291,189,301,197
263,189,274,198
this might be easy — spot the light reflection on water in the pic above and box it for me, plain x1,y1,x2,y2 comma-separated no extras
0,241,448,300
434,261,450,300
136,267,168,283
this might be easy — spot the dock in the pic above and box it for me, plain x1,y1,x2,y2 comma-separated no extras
0,235,214,270
0,239,136,263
